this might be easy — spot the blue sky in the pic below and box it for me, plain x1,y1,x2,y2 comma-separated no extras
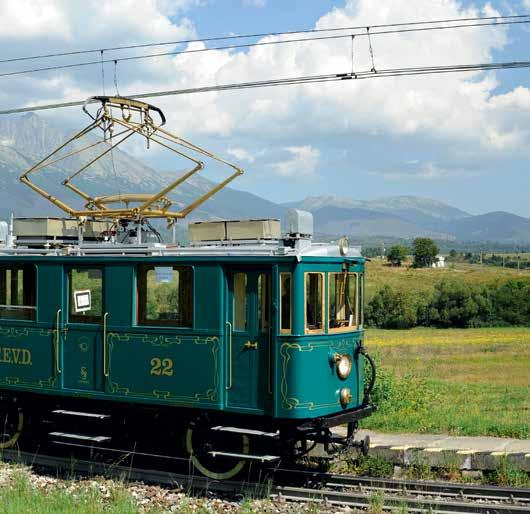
1,0,530,217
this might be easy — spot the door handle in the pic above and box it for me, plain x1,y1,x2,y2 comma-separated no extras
226,321,233,390
244,341,258,350
54,309,62,374
103,312,109,378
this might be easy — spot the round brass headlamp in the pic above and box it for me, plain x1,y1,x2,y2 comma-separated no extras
334,353,352,380
340,387,353,406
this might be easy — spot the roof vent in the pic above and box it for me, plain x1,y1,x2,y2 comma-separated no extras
285,209,313,239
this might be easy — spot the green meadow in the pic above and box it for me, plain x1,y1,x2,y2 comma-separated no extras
362,327,530,439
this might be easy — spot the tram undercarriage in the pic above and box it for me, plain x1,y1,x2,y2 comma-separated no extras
0,392,374,479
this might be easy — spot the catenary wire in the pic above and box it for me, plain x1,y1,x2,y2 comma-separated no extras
0,13,528,65
0,18,528,80
2,59,530,116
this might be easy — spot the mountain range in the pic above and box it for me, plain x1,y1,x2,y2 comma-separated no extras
1,112,530,244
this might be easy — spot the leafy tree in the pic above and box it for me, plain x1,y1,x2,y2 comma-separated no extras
365,285,417,329
491,280,530,325
386,245,408,267
425,279,493,328
412,238,439,268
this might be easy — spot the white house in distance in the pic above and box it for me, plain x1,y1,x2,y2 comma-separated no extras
432,255,446,268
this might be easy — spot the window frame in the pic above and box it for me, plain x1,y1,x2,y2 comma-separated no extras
136,264,194,328
304,271,325,335
68,266,104,325
232,271,248,332
359,271,365,328
327,271,359,333
0,264,37,322
279,272,292,335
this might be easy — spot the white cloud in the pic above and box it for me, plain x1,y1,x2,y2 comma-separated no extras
227,147,256,163
371,162,481,181
243,0,267,7
3,0,530,187
0,0,70,40
271,146,320,177
158,0,530,154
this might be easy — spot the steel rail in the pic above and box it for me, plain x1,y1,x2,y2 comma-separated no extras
1,449,528,513
273,468,530,503
272,486,530,513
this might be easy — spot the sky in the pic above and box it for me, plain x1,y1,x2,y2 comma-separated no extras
1,0,530,217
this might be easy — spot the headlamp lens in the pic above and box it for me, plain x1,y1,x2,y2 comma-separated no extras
336,353,352,380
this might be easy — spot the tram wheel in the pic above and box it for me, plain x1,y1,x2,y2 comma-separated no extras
185,427,249,480
0,406,23,449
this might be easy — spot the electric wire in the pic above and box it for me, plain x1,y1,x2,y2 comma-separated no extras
1,13,527,65
2,58,530,116
0,18,528,80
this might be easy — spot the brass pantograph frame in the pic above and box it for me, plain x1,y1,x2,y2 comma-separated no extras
19,96,243,221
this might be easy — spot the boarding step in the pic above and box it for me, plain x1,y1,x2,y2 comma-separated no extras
48,431,111,443
211,426,279,438
208,450,280,463
52,410,111,420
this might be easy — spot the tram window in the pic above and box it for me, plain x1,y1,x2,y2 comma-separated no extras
233,272,247,331
0,265,36,321
329,272,358,332
280,273,292,334
69,268,103,324
258,273,271,333
305,273,324,333
137,265,193,327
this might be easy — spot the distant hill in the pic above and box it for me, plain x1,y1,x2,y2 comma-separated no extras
312,206,452,240
445,211,530,243
1,112,529,243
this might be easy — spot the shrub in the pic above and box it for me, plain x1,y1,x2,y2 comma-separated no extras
426,280,493,328
365,286,417,329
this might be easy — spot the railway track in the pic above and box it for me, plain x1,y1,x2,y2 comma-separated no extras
1,449,529,513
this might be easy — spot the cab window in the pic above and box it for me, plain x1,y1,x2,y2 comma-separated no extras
0,264,36,321
329,272,358,332
137,265,193,327
305,272,324,333
280,272,292,334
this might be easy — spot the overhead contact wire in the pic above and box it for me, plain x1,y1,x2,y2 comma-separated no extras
3,59,530,115
1,13,528,65
0,19,528,79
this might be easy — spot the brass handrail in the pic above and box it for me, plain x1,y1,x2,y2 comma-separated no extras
103,312,109,378
225,321,233,390
54,309,62,374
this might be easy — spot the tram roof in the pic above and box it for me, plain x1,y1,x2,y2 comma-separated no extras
0,239,364,263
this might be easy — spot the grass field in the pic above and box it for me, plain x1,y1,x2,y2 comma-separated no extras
361,327,530,439
364,260,530,301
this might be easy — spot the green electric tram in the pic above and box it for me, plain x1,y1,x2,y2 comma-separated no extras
0,97,375,479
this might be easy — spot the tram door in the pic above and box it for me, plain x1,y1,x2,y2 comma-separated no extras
61,267,106,392
226,270,271,412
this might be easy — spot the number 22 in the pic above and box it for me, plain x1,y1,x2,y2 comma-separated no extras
150,357,174,376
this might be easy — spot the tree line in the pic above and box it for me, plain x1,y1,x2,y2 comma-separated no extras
365,279,530,329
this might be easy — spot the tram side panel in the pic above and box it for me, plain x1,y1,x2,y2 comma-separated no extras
0,262,61,396
103,264,224,411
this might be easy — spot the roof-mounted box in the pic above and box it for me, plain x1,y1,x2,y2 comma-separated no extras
13,217,109,242
189,218,280,243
